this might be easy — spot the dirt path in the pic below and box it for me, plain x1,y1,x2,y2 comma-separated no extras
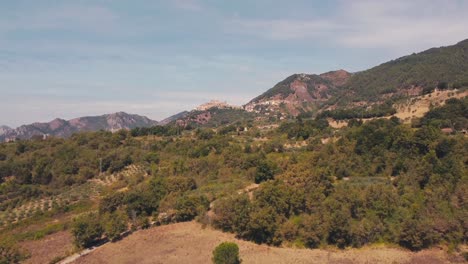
71,221,460,264
59,247,97,264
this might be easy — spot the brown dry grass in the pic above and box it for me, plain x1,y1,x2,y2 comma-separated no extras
72,221,459,264
325,89,468,127
394,89,468,122
20,231,74,264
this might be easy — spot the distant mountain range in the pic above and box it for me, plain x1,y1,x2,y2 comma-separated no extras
0,112,158,142
158,111,189,126
2,39,468,141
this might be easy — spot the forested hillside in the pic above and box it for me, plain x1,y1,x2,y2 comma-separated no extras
340,39,468,102
1,97,467,262
244,39,468,119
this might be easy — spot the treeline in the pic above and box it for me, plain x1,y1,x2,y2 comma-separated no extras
318,102,396,120
278,118,329,140
420,97,468,130
72,176,209,248
0,131,137,187
130,125,184,137
422,81,468,94
213,117,467,250
342,39,468,101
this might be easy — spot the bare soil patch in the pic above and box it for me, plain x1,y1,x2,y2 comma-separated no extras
394,89,468,122
72,221,458,264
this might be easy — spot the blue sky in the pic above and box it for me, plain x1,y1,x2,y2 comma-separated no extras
1,0,468,127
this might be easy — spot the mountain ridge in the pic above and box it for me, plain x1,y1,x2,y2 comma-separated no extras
3,39,468,138
244,70,352,117
0,112,158,142
243,38,468,118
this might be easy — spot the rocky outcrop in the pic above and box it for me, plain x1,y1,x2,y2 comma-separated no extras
319,69,352,87
244,71,350,117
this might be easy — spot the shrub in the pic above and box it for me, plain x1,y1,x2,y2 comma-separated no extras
103,211,128,241
0,240,28,264
212,242,241,264
437,81,448,90
71,213,104,248
165,177,197,193
174,195,209,222
254,161,277,184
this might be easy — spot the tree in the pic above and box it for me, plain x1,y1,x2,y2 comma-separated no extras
398,217,435,250
212,242,241,264
437,81,448,90
103,211,128,241
174,195,209,221
99,192,125,214
246,206,280,244
213,195,251,236
254,161,276,184
72,213,104,248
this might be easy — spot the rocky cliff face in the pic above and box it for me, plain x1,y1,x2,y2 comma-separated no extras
244,70,351,117
0,112,158,142
319,69,352,87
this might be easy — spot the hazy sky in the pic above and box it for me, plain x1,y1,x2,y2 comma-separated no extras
1,0,468,127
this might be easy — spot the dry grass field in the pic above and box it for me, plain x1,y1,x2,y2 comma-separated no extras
393,89,468,122
19,231,74,264
70,221,462,264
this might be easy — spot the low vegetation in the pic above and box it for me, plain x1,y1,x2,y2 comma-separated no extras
212,242,241,264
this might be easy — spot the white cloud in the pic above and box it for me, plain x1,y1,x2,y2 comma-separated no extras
335,0,468,50
227,0,468,52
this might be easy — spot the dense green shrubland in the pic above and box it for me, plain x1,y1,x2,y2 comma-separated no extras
0,98,467,252
341,39,468,102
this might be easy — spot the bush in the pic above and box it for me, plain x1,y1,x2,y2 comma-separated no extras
71,213,104,248
212,242,241,264
254,161,277,184
174,195,209,222
0,240,28,264
165,177,197,193
437,81,448,90
103,211,128,241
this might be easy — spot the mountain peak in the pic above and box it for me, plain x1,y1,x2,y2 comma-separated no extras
319,69,352,87
108,111,130,117
245,70,347,116
456,38,468,46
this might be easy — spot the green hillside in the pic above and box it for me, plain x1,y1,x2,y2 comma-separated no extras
342,39,468,101
1,100,467,262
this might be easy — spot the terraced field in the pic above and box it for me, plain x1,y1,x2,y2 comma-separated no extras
0,182,102,227
94,164,148,186
0,165,148,228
